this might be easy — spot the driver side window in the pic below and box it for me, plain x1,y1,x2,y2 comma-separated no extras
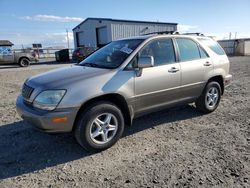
0,46,12,55
139,38,176,66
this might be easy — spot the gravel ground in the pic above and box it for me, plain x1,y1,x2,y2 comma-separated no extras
0,57,249,188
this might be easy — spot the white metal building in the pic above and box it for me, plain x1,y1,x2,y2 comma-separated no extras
72,18,178,48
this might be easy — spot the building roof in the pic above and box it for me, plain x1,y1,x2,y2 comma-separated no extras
73,17,178,30
0,40,14,46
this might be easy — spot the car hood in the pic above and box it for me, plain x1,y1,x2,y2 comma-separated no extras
26,65,114,88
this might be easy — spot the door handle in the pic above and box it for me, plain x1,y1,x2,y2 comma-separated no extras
204,62,212,66
168,67,179,73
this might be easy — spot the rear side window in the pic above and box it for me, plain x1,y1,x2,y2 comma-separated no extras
198,38,225,55
176,38,201,61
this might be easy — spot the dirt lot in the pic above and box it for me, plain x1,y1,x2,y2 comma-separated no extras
0,57,249,188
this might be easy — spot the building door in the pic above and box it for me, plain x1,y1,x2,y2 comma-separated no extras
96,27,108,48
76,32,84,47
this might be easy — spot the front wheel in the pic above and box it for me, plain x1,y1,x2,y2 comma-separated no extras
195,81,222,113
74,101,124,152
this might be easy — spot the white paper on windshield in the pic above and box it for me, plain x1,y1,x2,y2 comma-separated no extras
120,47,133,54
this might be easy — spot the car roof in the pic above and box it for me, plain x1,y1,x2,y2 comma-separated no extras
118,34,210,41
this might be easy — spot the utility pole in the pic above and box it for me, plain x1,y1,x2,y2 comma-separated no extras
235,32,237,39
66,29,70,49
229,32,232,40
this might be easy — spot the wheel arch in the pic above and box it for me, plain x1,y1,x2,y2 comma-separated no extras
73,93,133,131
207,75,224,95
18,56,30,63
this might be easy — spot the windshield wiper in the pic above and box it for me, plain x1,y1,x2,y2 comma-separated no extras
80,62,113,69
81,62,100,67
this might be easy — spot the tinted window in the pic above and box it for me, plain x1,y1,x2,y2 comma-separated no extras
176,38,201,61
198,38,225,55
139,38,175,66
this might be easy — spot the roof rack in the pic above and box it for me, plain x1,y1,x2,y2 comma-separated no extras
143,31,205,36
143,31,179,35
182,32,204,36
142,31,206,38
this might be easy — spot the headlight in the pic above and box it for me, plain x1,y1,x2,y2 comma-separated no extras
33,90,66,111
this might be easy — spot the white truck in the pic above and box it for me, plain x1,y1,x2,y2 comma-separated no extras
0,40,37,67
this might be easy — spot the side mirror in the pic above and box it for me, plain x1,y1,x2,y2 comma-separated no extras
137,56,154,68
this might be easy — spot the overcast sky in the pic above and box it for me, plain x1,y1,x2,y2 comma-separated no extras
0,0,250,48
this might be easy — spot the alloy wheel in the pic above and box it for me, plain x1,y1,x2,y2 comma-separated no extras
205,87,219,108
89,113,118,144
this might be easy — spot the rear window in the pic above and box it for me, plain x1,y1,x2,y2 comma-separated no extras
198,38,225,55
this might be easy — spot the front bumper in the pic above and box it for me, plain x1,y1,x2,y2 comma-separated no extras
224,74,232,87
16,95,79,133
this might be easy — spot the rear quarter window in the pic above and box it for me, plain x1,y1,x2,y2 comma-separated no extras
198,38,225,55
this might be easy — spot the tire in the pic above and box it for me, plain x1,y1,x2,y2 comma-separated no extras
74,101,125,152
19,58,30,67
195,81,222,113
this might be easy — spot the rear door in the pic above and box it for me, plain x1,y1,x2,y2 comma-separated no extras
134,38,182,114
175,38,213,99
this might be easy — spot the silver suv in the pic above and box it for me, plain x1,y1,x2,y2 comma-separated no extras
16,34,232,151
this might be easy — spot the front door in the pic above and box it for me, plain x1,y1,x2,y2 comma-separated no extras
0,46,14,64
134,38,182,114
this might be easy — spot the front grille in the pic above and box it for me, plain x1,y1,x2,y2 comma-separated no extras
22,84,34,99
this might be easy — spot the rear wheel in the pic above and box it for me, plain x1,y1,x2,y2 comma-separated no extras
74,101,124,152
195,81,221,113
19,58,30,67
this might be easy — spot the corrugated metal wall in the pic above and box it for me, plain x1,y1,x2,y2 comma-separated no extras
73,19,177,48
218,39,250,56
111,22,177,40
73,19,112,48
218,40,236,55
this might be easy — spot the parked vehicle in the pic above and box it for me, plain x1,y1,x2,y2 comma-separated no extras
16,34,232,151
0,40,38,67
55,49,70,62
72,47,97,63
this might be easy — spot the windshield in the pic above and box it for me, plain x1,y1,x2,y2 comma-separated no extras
79,39,144,69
